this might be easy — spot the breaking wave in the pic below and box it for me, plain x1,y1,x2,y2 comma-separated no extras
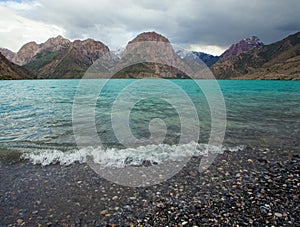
20,142,244,168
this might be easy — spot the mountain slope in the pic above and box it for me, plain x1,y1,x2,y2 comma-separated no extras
24,37,110,79
0,48,16,62
0,52,35,80
211,32,300,79
219,36,264,61
1,31,299,80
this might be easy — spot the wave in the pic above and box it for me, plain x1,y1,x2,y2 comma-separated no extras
20,142,244,168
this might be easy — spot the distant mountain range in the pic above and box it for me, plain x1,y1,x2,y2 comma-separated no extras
176,49,219,67
0,31,299,80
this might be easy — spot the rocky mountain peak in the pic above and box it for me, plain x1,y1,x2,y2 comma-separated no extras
73,39,110,57
72,38,109,51
128,32,170,44
70,38,110,64
13,41,40,65
42,35,71,51
219,36,264,61
243,36,263,45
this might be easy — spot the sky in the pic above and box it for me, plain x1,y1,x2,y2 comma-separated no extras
0,0,299,55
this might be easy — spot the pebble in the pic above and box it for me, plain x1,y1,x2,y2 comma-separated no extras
100,209,108,215
16,219,24,225
1,146,299,226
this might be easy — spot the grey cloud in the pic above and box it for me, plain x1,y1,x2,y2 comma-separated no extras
11,0,300,51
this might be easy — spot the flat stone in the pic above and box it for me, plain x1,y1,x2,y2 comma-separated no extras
274,212,283,218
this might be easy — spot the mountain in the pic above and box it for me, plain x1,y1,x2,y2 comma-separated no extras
0,52,35,80
0,48,16,62
11,36,70,66
113,47,219,67
128,31,170,43
23,36,110,79
176,49,219,67
211,32,300,80
1,31,299,80
112,32,192,79
219,36,264,61
13,41,41,66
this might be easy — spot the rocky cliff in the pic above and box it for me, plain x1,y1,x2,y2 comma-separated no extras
113,32,192,79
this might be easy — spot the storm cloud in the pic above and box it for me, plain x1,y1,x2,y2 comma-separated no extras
0,0,299,55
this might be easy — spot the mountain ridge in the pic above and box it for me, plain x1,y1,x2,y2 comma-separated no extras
21,37,110,79
211,31,300,80
1,31,299,80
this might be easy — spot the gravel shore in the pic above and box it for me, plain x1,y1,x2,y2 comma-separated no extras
0,147,299,226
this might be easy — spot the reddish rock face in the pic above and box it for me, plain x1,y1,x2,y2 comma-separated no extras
9,36,71,66
128,32,170,44
41,35,71,51
21,37,112,79
71,39,110,64
115,31,197,79
3,35,111,78
13,41,40,65
219,36,264,61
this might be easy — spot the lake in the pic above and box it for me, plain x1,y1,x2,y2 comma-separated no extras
0,79,299,166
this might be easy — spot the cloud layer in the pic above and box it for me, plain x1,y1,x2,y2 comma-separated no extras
1,0,300,55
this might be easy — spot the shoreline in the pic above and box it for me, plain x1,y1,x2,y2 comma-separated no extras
0,78,300,81
1,147,299,226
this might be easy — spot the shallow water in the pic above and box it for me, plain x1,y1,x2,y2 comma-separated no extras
0,79,299,165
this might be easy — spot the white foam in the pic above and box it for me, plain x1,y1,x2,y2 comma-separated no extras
21,142,244,167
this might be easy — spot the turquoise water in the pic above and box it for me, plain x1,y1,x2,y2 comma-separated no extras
0,79,299,165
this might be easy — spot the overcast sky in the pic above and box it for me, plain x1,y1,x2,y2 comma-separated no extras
0,0,299,55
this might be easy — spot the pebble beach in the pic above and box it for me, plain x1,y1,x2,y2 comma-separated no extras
1,146,299,226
